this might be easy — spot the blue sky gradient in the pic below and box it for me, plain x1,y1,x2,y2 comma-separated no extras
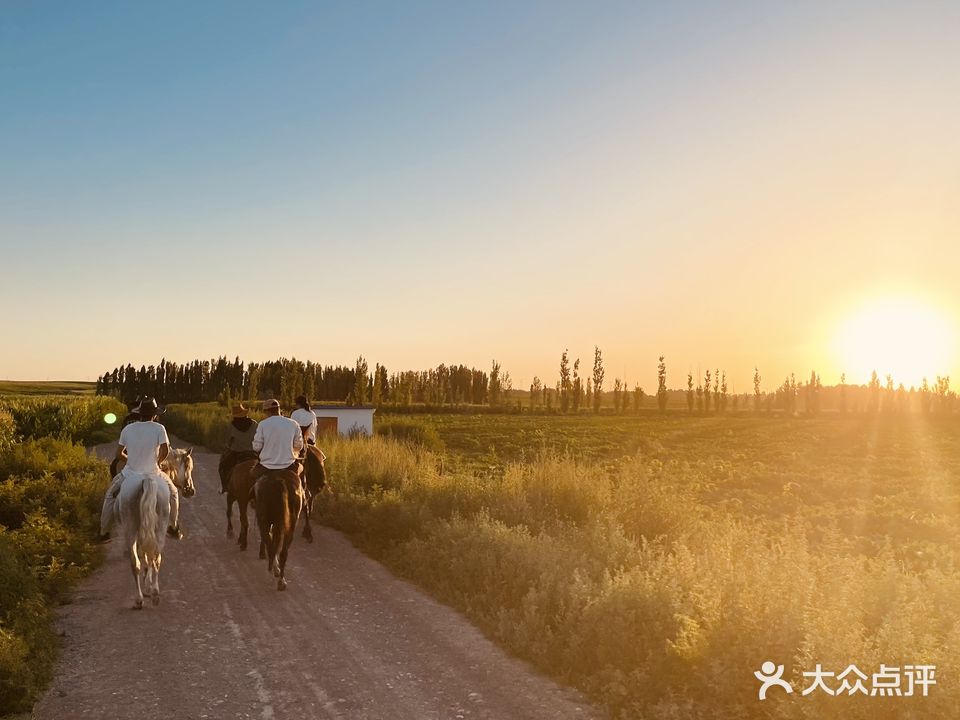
3,1,958,387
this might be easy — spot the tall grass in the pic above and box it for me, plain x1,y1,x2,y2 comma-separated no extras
0,396,126,446
316,434,958,719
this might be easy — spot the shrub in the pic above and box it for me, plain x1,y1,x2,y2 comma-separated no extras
0,433,110,712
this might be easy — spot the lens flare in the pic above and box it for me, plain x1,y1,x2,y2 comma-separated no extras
104,413,117,425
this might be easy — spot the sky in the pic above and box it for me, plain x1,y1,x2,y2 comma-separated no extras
2,0,958,391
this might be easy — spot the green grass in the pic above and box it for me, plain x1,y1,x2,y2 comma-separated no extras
0,382,96,397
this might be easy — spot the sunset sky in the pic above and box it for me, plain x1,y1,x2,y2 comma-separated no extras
2,1,958,391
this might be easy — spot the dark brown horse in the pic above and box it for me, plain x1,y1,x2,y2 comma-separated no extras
254,469,303,591
225,457,258,550
300,445,327,542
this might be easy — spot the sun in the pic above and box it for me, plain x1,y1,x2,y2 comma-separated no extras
833,296,953,387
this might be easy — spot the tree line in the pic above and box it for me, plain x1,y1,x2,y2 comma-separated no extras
96,357,513,409
97,352,956,415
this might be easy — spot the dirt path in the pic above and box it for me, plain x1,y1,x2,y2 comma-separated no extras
32,441,597,720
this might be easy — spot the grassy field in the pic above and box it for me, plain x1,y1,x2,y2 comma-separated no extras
162,403,959,719
0,382,96,397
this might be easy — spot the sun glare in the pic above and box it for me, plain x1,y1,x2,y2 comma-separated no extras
834,297,954,387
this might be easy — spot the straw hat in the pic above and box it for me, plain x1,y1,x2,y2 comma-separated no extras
232,403,249,418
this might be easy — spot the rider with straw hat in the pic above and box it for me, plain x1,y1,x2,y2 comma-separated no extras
218,402,259,494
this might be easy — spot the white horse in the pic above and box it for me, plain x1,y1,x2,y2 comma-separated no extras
162,447,196,498
118,471,171,609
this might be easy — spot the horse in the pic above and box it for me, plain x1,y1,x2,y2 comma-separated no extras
300,444,327,542
225,456,258,550
118,471,170,609
254,469,303,591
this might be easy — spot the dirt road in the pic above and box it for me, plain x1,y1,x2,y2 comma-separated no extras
32,441,597,720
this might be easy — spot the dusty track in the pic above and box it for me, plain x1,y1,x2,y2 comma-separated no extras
32,441,597,720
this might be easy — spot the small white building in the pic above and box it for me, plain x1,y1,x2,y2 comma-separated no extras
312,405,376,437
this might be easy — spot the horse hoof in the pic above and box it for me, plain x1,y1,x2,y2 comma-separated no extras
239,542,247,551
133,599,144,610
273,567,281,578
152,593,160,606
277,578,287,591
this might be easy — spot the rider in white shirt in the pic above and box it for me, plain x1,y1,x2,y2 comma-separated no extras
250,399,304,482
290,395,318,446
98,398,182,541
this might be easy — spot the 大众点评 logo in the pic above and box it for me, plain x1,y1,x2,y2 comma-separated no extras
755,661,936,700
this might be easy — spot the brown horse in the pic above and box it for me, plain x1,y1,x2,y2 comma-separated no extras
254,469,303,591
225,457,258,550
300,445,327,542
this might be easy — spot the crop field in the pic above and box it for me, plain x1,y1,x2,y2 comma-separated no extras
382,411,960,551
162,403,960,718
0,381,96,397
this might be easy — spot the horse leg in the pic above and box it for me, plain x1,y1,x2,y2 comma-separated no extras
151,552,162,606
238,495,249,551
301,490,313,542
226,493,234,539
270,527,281,577
129,540,144,610
278,523,296,591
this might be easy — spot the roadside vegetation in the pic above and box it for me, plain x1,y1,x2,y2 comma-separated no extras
0,396,122,714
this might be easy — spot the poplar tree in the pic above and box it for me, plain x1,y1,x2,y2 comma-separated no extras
489,360,502,407
657,356,668,412
703,369,712,413
572,359,582,412
687,372,694,413
592,346,605,414
753,367,762,412
559,349,571,413
713,368,720,413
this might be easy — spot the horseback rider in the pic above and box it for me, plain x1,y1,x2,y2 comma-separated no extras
218,403,259,494
290,395,318,446
108,396,144,478
97,398,183,542
250,398,303,490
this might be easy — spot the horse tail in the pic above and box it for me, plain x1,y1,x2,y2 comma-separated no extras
139,476,161,557
257,476,288,553
304,446,326,493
